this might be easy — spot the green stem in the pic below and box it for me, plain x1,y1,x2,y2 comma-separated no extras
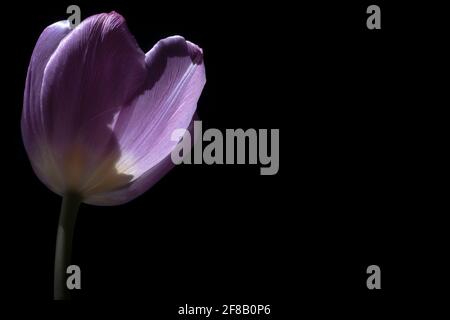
54,193,81,300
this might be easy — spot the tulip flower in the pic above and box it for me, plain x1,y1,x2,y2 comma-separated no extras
21,12,206,299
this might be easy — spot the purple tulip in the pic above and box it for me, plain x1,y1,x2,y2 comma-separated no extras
22,11,205,205
21,12,206,299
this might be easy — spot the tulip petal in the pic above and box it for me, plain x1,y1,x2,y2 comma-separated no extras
26,12,150,194
21,20,72,193
86,115,198,206
84,152,174,205
113,37,205,178
84,36,205,205
41,12,147,157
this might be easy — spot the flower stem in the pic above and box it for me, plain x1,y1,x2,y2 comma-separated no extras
54,192,81,300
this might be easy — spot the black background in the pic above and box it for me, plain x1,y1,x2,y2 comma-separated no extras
0,0,444,317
